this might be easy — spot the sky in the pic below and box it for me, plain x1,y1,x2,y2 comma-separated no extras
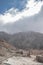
0,0,43,33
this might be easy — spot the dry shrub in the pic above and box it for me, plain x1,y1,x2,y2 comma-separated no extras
36,55,43,63
27,52,31,57
16,51,23,54
0,61,2,64
0,54,4,56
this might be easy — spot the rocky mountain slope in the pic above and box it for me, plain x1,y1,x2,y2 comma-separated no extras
0,31,43,49
0,39,16,57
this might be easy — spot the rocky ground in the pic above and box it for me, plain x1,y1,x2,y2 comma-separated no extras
0,40,43,65
1,55,43,65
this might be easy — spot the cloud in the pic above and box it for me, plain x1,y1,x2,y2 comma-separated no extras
0,0,43,24
1,6,42,33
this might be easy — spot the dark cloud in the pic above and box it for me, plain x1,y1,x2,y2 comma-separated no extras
35,0,43,1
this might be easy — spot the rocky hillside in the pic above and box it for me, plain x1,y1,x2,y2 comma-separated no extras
0,39,16,57
0,31,43,49
9,31,43,49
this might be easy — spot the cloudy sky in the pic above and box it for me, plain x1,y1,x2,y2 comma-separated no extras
0,0,43,33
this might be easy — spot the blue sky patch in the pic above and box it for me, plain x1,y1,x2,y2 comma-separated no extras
0,0,27,14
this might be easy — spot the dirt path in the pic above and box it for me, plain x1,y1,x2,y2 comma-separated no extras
3,55,43,65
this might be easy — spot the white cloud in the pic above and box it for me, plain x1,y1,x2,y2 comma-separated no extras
0,0,43,24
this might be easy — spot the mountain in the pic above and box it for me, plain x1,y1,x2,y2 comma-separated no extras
0,31,43,49
0,31,12,42
9,31,43,49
